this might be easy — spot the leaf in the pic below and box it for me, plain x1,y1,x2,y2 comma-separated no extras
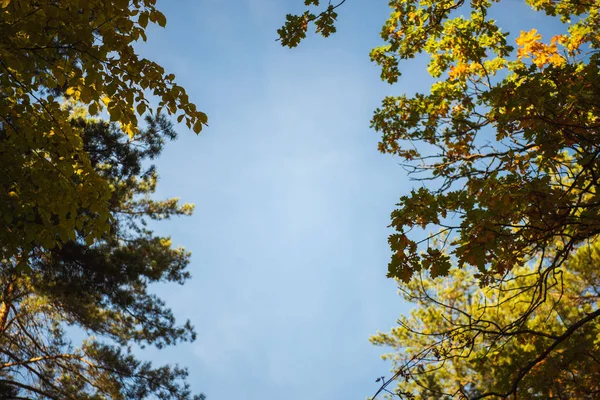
138,11,149,28
156,11,167,27
136,102,147,116
88,102,99,115
15,261,32,274
429,251,451,278
109,106,122,122
192,121,203,134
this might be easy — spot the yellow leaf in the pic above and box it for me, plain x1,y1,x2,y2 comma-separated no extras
448,63,468,79
120,122,137,138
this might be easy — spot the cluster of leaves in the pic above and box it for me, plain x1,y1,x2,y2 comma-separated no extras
280,0,600,285
370,242,600,399
0,114,204,399
277,0,344,48
280,0,600,397
0,0,207,261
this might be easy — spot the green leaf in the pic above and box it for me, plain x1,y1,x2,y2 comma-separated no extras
156,11,167,27
88,102,98,115
139,11,149,28
136,102,147,116
192,121,203,134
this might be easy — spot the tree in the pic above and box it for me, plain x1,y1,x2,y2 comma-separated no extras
0,112,204,399
1,0,207,261
279,0,600,396
369,242,600,399
279,0,600,282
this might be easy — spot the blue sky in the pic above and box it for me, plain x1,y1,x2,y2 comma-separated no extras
132,1,565,399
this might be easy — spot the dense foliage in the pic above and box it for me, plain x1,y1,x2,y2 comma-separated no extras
280,0,600,398
0,113,203,399
0,0,207,260
371,243,600,399
280,0,600,283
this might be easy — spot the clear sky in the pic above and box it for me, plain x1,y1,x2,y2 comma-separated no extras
132,1,564,399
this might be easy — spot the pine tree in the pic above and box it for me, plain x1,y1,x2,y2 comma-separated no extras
0,113,204,400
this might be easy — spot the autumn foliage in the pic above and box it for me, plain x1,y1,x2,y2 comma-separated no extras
280,0,600,397
1,2,204,398
0,0,207,261
280,0,600,284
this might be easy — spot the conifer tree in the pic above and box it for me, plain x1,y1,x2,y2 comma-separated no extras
0,113,204,400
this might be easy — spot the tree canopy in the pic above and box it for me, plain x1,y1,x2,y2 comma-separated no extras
279,0,600,398
279,0,600,284
1,2,206,397
0,112,204,399
1,0,207,261
370,243,600,399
